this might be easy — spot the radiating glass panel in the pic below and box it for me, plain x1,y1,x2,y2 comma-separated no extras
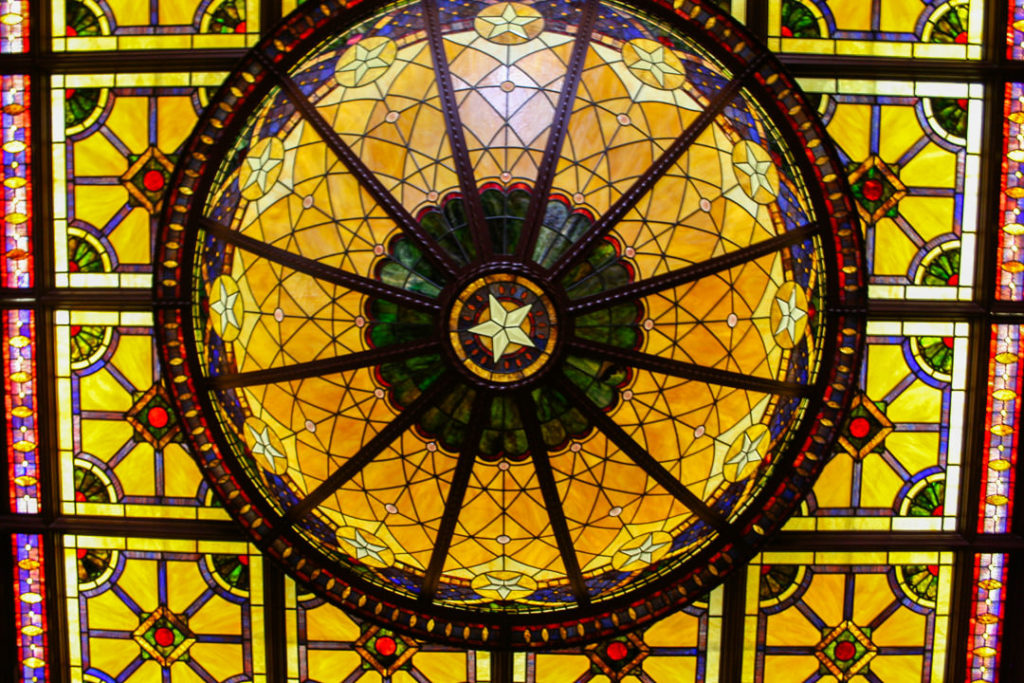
64,535,266,682
787,320,967,530
50,72,227,288
743,552,953,682
51,0,260,51
54,310,228,519
768,0,984,59
799,78,982,301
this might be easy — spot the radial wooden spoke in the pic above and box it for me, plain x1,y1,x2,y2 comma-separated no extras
422,0,493,261
209,340,441,390
516,391,591,606
548,53,768,281
567,221,822,315
418,392,492,605
200,217,441,313
285,372,458,522
255,51,461,277
514,0,600,261
568,338,810,396
557,372,734,536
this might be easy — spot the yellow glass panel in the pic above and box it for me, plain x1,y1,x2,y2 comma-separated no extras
767,0,984,60
799,78,982,301
55,310,228,519
742,552,953,682
51,0,260,51
787,320,967,531
51,72,228,288
64,535,265,682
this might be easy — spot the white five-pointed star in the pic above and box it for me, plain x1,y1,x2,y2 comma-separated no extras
211,281,240,335
480,574,526,600
774,288,807,340
344,529,388,563
468,294,536,363
726,430,767,474
479,4,540,40
629,44,682,87
338,41,391,84
242,142,282,194
247,423,286,471
620,534,669,568
735,144,777,197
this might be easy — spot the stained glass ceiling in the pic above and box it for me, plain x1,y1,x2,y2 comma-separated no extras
1,0,1022,681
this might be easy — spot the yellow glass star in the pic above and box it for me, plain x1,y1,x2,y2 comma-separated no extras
468,295,535,362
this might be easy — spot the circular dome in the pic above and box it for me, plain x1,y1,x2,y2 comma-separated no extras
154,0,865,648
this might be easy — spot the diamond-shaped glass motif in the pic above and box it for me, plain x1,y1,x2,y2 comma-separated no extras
585,632,649,680
120,146,176,214
132,605,196,667
353,624,419,676
847,156,907,223
838,392,894,460
815,621,877,680
125,383,181,449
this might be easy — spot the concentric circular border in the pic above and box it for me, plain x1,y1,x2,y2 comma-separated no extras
153,0,866,648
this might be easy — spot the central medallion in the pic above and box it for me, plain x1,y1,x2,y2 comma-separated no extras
449,274,558,385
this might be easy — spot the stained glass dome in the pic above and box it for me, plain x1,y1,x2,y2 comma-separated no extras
154,0,864,647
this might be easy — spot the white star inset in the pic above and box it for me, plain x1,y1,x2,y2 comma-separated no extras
338,41,391,85
620,534,668,568
344,529,388,563
210,281,240,335
725,430,767,475
241,141,282,194
735,144,777,198
468,294,536,363
479,574,527,600
774,287,807,341
247,423,286,472
479,3,541,40
628,43,683,87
